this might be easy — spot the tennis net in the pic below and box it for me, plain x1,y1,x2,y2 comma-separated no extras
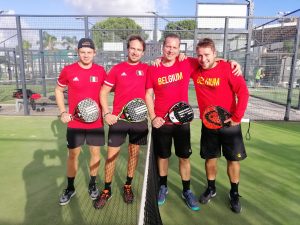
138,130,163,225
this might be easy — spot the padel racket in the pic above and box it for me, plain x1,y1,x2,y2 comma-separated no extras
203,105,231,129
164,102,194,125
72,98,100,123
116,98,148,122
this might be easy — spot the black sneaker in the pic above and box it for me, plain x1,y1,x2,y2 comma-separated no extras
59,189,76,206
93,190,112,209
229,191,242,213
199,187,216,204
88,183,99,200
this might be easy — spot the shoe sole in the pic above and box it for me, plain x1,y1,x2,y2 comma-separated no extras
90,193,99,200
94,195,112,209
199,192,216,204
89,190,99,200
181,194,200,211
123,195,134,204
59,191,76,206
228,194,242,213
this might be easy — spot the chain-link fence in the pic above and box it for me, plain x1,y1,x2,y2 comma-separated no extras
0,13,300,120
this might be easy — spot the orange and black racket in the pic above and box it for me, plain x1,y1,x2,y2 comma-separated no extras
202,105,231,129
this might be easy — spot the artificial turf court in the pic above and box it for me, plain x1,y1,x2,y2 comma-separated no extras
0,116,299,225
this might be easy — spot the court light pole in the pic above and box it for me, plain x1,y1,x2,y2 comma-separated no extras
146,11,159,42
75,16,93,38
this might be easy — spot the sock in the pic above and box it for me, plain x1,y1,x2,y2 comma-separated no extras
125,176,133,185
89,176,96,186
159,176,167,187
182,180,190,192
67,177,75,191
208,179,216,190
104,182,112,193
230,182,239,194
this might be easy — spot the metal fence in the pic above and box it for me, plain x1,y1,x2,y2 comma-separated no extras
0,13,300,120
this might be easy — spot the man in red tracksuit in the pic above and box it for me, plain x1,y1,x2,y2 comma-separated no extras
192,38,249,213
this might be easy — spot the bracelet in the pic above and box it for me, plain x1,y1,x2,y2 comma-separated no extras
60,111,67,116
103,112,111,118
151,116,157,123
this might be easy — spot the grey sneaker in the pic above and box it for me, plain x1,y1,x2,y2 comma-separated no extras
182,190,200,211
59,189,76,206
199,187,216,204
88,183,99,200
229,191,242,213
157,185,168,206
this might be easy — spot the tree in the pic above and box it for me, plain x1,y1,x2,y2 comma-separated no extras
163,19,196,40
91,17,148,49
16,40,32,51
22,40,32,50
61,36,78,50
41,31,57,50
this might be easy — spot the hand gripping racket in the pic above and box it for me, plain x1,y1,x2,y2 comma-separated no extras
164,102,194,125
72,98,100,123
116,98,148,122
202,105,231,129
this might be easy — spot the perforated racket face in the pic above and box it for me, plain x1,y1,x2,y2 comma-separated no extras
123,98,148,122
168,102,194,124
203,105,231,129
74,98,100,123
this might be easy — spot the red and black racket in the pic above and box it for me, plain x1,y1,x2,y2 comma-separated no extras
116,98,148,122
72,98,100,123
202,105,231,129
164,102,194,125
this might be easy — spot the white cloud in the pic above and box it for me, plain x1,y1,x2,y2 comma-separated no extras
64,0,170,15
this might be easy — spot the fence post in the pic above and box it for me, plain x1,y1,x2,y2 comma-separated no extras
13,49,19,89
244,0,254,80
284,18,300,120
223,17,229,59
244,18,253,80
16,15,29,115
39,29,47,97
153,14,158,43
84,16,89,38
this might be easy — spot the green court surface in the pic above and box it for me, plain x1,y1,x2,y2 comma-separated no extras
0,116,299,225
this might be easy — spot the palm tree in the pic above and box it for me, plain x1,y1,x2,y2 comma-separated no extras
42,31,57,50
22,40,32,50
61,36,78,50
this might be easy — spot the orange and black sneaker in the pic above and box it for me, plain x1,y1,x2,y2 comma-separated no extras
93,189,112,209
123,185,134,204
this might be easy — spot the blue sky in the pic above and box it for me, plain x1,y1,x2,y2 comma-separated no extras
0,0,299,17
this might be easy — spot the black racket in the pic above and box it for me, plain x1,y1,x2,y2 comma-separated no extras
72,98,100,123
164,102,194,125
117,98,148,122
203,105,231,129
